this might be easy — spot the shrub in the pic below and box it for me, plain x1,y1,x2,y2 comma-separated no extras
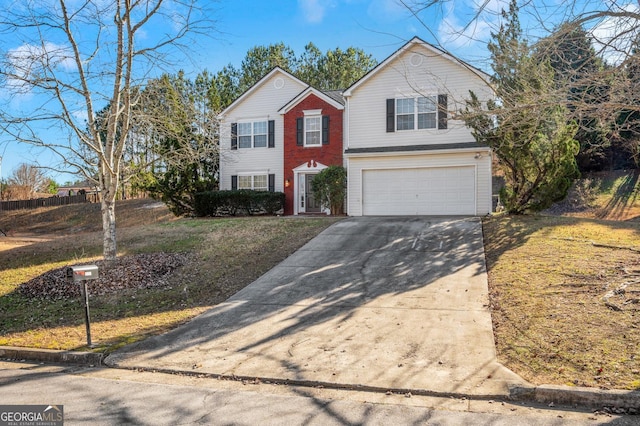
311,166,347,215
194,190,285,217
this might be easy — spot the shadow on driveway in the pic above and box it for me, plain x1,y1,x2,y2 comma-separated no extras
105,217,527,396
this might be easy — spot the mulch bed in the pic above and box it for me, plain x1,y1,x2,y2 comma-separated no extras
18,253,190,300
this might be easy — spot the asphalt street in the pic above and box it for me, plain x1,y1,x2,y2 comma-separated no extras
1,361,631,425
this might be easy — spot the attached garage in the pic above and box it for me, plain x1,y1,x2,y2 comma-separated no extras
362,166,476,215
345,146,493,216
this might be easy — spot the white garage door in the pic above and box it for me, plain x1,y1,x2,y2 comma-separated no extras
362,166,476,215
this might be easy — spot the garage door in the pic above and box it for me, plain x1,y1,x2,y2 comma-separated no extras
362,166,476,215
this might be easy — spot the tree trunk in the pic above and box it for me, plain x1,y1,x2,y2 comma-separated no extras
101,182,118,261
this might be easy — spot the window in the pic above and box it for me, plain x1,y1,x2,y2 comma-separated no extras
238,122,252,148
417,96,437,129
238,174,268,191
396,96,437,130
305,116,321,146
297,113,329,147
253,121,267,147
233,120,272,149
396,98,414,130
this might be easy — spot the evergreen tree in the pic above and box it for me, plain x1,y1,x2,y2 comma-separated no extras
137,72,219,215
536,23,610,171
464,0,580,214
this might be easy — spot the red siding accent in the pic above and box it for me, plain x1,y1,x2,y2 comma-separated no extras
283,94,343,215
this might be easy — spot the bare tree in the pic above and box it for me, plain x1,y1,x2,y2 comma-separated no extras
403,0,640,162
0,1,214,260
6,163,50,200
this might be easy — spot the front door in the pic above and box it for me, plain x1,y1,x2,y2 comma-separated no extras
302,174,322,213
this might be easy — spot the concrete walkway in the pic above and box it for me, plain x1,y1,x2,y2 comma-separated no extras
105,217,528,397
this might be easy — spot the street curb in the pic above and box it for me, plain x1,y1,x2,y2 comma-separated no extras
509,384,639,411
2,346,638,412
0,346,103,367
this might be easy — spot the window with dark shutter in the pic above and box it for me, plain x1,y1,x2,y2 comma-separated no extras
231,123,238,150
322,115,329,145
386,99,395,133
438,94,448,130
231,175,238,190
296,117,303,146
268,120,275,148
268,174,275,192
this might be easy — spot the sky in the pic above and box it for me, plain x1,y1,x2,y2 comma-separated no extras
0,0,635,185
0,0,502,185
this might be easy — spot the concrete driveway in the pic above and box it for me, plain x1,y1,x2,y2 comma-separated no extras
105,217,527,397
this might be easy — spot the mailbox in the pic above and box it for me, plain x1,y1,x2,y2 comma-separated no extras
67,264,99,347
67,265,99,281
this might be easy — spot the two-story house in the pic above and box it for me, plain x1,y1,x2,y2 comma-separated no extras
218,68,345,215
219,37,494,216
343,37,493,216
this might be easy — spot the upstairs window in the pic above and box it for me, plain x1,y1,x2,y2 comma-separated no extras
417,96,437,129
305,116,321,146
253,121,267,147
238,121,267,148
296,112,330,147
396,96,437,130
238,122,253,148
231,120,275,149
396,98,415,130
387,95,447,132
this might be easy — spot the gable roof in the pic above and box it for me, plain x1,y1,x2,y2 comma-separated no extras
278,87,345,114
220,67,308,117
342,36,491,97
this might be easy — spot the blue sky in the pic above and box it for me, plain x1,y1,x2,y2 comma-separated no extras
0,0,634,184
4,0,501,184
191,0,498,76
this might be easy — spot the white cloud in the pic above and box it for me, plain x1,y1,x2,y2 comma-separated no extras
438,2,495,49
299,0,336,24
7,42,75,92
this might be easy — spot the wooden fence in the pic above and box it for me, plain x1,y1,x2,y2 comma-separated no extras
0,193,98,212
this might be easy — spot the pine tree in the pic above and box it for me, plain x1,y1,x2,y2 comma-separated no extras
464,0,580,214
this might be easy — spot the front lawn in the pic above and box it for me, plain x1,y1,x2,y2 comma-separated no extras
483,215,640,390
0,203,341,352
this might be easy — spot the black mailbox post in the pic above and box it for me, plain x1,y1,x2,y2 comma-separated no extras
67,265,99,347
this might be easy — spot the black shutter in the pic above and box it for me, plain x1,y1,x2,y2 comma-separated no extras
322,115,330,145
231,175,237,190
296,118,304,146
231,123,238,150
438,95,448,130
386,99,395,133
268,120,275,148
268,174,275,192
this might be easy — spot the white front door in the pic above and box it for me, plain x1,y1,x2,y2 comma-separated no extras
299,173,322,213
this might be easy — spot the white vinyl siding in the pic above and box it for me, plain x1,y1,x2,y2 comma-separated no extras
345,43,493,150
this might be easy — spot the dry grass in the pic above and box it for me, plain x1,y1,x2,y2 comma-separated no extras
0,199,342,352
483,215,640,390
545,170,640,221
